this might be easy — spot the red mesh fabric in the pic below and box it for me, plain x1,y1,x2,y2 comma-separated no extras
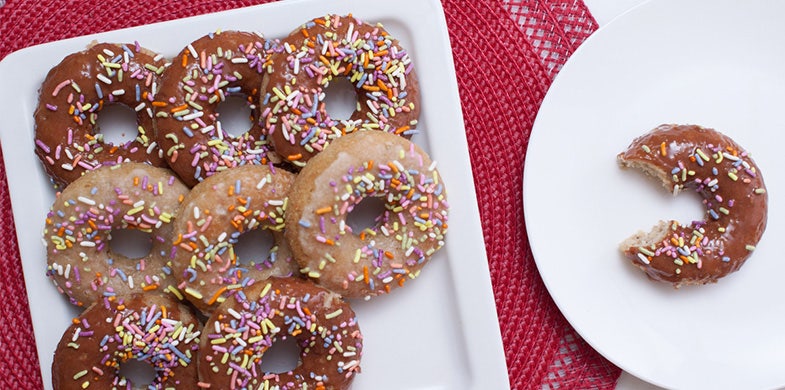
0,0,621,388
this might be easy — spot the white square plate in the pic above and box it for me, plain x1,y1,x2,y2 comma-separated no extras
0,0,509,388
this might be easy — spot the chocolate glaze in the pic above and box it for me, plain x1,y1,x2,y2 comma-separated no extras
618,124,768,286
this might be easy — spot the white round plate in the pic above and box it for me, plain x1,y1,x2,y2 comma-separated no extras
524,0,785,389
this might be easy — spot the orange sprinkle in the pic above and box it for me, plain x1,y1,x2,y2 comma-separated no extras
181,53,188,68
170,104,188,113
343,63,353,75
387,162,399,173
395,126,410,135
291,108,303,115
363,266,369,285
366,160,374,170
287,153,303,161
314,18,326,25
397,277,405,287
208,286,228,305
133,176,140,186
384,284,391,293
142,284,159,291
660,141,667,156
315,206,332,215
161,305,167,319
384,251,394,259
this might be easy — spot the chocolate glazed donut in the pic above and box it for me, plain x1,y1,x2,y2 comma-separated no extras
155,30,282,187
52,293,201,389
197,277,363,390
34,43,169,187
618,124,768,287
260,14,421,168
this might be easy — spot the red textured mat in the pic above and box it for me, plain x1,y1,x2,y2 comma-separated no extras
0,0,621,389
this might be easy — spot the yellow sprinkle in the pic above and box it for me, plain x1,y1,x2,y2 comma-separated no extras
185,288,203,299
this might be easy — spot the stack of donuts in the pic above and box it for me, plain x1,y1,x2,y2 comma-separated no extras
35,14,448,390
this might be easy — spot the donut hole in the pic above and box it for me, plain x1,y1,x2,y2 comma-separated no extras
96,103,139,145
118,359,157,387
259,337,301,374
109,229,153,259
323,77,358,120
346,197,387,234
233,228,276,266
216,95,254,137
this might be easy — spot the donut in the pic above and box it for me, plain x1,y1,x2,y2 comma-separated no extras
260,13,421,168
44,162,189,307
34,42,169,187
197,277,362,389
618,124,768,286
52,293,201,389
285,130,448,299
170,164,297,315
155,30,282,187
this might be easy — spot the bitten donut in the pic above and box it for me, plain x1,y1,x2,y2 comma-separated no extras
34,42,169,187
156,30,282,187
44,163,189,307
198,277,362,390
286,131,448,299
171,165,297,314
618,124,768,287
261,13,420,167
52,293,201,389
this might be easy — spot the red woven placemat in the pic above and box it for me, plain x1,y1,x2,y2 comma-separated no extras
0,0,621,389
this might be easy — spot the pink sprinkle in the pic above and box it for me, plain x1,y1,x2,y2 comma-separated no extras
52,79,71,97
